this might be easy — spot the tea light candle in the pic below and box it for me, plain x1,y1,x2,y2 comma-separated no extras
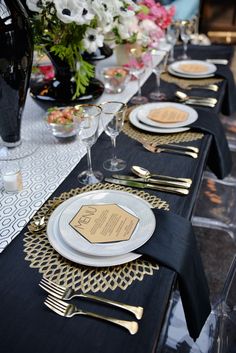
2,166,23,193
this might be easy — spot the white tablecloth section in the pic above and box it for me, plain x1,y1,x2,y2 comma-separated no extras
0,49,168,252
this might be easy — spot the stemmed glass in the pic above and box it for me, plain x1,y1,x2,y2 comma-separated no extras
100,101,127,171
149,50,168,101
129,48,148,105
179,20,193,60
77,104,103,185
166,23,179,63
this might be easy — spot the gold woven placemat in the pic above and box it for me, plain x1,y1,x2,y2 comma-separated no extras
24,183,169,293
161,72,223,90
124,106,204,145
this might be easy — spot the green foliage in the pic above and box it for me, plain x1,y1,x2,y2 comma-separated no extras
29,3,95,99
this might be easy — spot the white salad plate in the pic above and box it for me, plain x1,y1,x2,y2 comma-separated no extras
137,102,198,128
129,105,190,133
168,64,215,79
47,194,142,267
170,60,217,76
58,190,156,257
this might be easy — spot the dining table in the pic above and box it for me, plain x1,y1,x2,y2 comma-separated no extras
0,42,235,353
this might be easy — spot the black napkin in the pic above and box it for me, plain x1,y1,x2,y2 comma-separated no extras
215,65,236,116
135,208,211,341
189,109,232,179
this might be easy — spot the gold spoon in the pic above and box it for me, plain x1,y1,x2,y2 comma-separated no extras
28,199,61,233
131,165,192,184
175,91,217,105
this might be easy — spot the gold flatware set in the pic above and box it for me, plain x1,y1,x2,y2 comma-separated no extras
40,277,142,334
175,90,217,108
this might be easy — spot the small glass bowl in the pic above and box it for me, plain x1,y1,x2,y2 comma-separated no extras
45,106,82,140
46,121,81,140
101,66,130,94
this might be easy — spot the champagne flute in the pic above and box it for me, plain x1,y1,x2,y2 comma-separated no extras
166,23,179,63
129,48,148,105
149,50,168,101
100,101,127,171
179,20,193,60
77,104,103,185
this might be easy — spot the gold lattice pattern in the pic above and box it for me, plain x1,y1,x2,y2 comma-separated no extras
24,183,169,293
161,72,223,90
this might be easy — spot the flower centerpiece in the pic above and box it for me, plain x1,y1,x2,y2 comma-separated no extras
112,0,175,65
26,0,139,101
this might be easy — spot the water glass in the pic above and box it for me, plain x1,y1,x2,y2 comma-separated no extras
149,50,168,101
179,20,193,60
129,48,148,105
100,101,127,171
166,23,179,63
77,104,103,185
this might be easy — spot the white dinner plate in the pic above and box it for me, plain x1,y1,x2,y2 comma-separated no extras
168,65,215,79
129,105,190,133
58,190,156,257
170,60,217,76
137,102,198,128
47,195,141,267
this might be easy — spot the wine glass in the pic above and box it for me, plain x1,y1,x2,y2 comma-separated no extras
77,104,103,185
149,50,168,101
166,23,179,63
100,101,127,171
179,20,193,60
129,48,148,105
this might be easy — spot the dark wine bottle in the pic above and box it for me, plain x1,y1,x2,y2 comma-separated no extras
0,0,33,146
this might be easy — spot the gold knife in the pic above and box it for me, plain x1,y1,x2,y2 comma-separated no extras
112,174,191,189
105,178,189,195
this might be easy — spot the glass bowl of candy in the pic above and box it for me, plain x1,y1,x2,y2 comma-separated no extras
101,66,130,94
45,106,83,140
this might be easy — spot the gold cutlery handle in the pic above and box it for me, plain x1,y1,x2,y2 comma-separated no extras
150,174,192,184
188,84,219,92
147,177,190,188
152,143,199,154
156,148,198,159
185,100,215,108
74,293,143,320
147,183,189,195
74,309,139,335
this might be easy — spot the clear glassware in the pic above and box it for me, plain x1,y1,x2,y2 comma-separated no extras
166,23,179,63
179,20,193,60
129,48,148,105
149,50,168,101
100,101,127,171
77,104,103,185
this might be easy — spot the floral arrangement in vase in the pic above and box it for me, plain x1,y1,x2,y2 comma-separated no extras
26,0,139,99
112,0,175,49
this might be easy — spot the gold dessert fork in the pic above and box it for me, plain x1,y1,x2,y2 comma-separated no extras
44,295,139,335
40,277,143,320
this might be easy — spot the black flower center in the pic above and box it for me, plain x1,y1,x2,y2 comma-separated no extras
88,35,96,41
103,4,107,11
62,8,71,16
37,0,43,8
82,8,88,16
120,7,127,12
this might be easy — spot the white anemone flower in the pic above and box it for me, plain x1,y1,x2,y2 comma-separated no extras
26,0,49,13
117,16,139,40
54,0,94,25
82,28,104,54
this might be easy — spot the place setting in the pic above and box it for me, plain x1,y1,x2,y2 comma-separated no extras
34,189,157,267
128,102,198,134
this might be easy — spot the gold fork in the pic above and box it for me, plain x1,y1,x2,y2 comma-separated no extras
44,295,139,335
40,277,143,320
